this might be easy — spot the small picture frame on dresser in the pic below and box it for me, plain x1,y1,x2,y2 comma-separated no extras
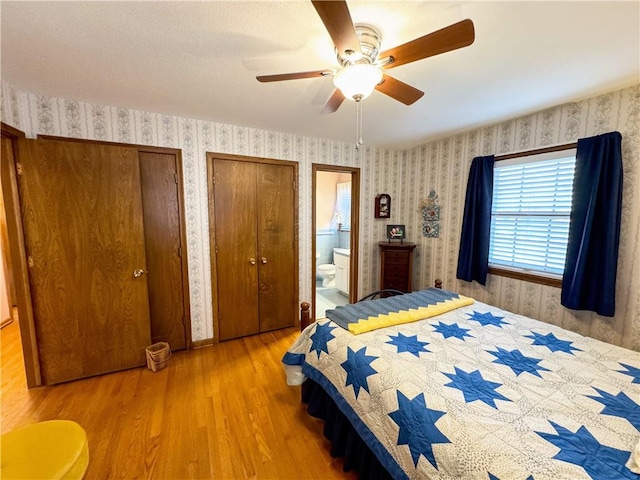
386,224,405,243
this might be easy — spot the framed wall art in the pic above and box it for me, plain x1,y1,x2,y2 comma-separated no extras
386,224,405,240
421,189,441,238
375,193,391,218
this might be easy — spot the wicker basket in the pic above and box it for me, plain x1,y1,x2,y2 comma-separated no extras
145,342,171,372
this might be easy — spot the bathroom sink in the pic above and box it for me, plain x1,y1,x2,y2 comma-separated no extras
333,248,350,256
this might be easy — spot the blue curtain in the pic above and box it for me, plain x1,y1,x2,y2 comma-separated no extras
561,131,623,317
456,155,495,285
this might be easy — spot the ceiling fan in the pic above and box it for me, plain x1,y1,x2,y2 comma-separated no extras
257,0,475,114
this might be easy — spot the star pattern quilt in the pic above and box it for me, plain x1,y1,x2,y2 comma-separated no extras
283,299,640,479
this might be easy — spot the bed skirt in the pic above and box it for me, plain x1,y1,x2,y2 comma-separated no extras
302,379,393,480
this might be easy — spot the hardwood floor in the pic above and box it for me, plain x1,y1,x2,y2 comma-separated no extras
1,320,358,479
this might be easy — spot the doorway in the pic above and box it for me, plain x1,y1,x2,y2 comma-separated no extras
312,164,360,320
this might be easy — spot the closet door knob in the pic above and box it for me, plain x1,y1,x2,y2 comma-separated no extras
133,269,148,278
261,257,268,264
249,258,256,265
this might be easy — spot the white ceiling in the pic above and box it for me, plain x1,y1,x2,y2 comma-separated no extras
1,1,639,149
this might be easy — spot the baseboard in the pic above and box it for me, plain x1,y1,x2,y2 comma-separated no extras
191,338,214,349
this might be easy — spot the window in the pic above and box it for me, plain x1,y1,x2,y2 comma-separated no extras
335,181,351,231
489,148,576,281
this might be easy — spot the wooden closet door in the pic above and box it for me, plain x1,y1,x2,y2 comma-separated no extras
212,159,260,341
139,152,186,350
17,138,151,385
256,163,296,331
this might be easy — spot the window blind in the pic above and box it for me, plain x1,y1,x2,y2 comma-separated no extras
336,181,351,230
489,154,576,277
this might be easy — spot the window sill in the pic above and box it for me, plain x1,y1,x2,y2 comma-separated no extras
488,266,562,288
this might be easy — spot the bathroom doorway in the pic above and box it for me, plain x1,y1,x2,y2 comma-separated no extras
312,164,360,320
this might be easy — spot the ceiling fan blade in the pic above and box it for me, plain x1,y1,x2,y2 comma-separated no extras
311,0,361,56
375,74,424,105
257,70,333,82
321,89,346,114
379,19,475,69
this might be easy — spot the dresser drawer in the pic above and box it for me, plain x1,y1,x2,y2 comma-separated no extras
379,242,417,293
384,251,410,264
384,277,409,291
383,268,408,282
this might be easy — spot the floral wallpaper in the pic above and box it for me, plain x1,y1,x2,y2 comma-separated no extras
2,79,639,351
394,85,640,351
1,80,384,341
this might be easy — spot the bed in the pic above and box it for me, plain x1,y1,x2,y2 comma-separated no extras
283,288,640,479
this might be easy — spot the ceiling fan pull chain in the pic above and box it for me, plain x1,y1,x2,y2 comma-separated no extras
356,99,364,149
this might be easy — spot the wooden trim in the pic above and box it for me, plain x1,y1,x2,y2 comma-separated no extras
0,156,17,308
495,142,577,162
488,266,562,288
37,135,182,156
1,122,25,138
191,338,214,349
209,151,298,168
311,168,317,321
1,129,42,387
206,156,220,343
349,170,360,304
312,164,360,174
312,163,361,321
172,150,193,348
293,163,300,327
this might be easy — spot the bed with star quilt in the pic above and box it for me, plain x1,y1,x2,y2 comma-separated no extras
283,290,640,480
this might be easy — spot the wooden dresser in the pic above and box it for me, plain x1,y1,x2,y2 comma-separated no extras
379,241,417,293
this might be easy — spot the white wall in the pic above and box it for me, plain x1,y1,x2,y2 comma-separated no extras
316,171,350,230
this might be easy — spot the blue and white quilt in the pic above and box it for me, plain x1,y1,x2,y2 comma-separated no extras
283,299,640,480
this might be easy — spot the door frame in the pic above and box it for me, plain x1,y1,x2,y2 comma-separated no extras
312,164,360,320
1,129,192,387
207,152,300,343
1,122,41,387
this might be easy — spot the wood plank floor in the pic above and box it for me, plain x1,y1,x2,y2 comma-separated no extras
1,321,358,479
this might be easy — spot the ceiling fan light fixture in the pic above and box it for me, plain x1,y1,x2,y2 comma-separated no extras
333,64,383,101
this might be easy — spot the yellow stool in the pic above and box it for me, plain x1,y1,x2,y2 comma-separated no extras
1,420,89,479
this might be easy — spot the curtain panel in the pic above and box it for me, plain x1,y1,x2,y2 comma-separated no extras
456,155,495,285
561,131,623,317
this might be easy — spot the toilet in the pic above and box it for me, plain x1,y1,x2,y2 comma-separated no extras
317,264,336,287
316,253,336,287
